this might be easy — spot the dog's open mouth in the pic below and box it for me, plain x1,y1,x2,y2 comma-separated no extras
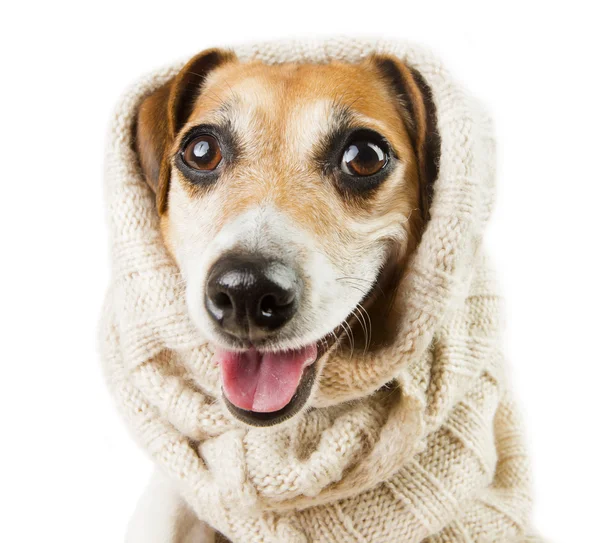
214,344,321,426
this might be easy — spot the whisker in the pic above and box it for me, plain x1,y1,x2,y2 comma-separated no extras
339,319,355,360
350,306,369,356
355,302,373,355
356,302,373,353
336,276,385,297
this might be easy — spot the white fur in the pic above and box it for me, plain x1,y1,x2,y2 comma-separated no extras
176,203,382,352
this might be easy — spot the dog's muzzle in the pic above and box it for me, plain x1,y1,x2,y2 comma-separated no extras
205,254,319,424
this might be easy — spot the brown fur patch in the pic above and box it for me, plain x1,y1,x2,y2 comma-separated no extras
134,49,235,213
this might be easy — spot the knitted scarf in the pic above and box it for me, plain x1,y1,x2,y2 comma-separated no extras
100,38,541,542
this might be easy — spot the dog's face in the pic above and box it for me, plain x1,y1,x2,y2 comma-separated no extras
136,50,438,426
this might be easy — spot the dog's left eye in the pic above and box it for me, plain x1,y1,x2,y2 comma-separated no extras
341,140,388,176
182,135,222,171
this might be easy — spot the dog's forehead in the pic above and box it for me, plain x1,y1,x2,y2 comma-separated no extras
187,61,403,146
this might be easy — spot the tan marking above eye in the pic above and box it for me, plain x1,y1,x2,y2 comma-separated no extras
183,135,222,171
341,140,387,176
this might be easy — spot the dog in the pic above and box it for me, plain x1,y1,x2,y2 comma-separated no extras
135,48,439,433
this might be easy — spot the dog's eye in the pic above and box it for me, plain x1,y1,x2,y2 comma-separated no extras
341,140,387,176
182,135,222,171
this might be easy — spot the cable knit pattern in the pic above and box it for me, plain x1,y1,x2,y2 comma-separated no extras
100,37,541,542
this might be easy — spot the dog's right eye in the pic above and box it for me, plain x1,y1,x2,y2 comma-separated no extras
182,135,222,171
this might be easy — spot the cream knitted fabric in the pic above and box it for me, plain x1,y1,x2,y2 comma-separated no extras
100,38,540,542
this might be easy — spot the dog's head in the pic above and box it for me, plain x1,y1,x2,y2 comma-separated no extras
135,49,439,426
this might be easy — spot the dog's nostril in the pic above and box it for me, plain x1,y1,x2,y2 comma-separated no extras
260,294,279,318
205,289,234,323
259,293,295,318
214,291,233,310
260,295,275,318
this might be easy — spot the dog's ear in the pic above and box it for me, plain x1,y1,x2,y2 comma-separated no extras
135,49,236,213
371,56,441,222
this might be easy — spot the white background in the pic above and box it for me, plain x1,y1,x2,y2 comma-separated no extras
1,1,598,541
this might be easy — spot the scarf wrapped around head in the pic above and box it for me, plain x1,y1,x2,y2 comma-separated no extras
100,37,541,542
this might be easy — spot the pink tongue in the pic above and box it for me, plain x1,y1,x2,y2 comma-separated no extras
215,345,318,413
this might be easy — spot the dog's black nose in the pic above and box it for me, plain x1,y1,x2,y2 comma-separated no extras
205,255,301,339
